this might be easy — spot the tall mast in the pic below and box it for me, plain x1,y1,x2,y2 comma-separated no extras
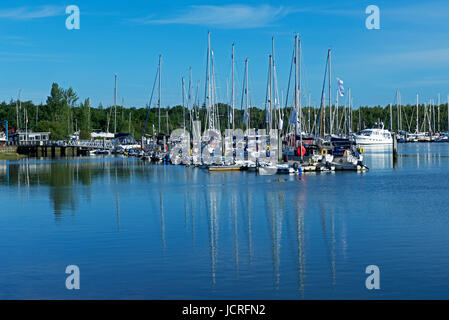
323,92,326,136
158,55,162,133
299,37,303,157
114,74,117,134
397,89,400,132
299,38,303,153
268,54,272,132
431,99,437,132
336,88,339,133
358,106,361,131
416,94,419,133
390,102,393,132
166,109,169,134
348,88,352,134
272,36,280,132
245,58,249,128
16,89,21,130
328,49,332,135
188,67,192,108
205,32,212,130
182,77,186,130
438,93,441,132
308,93,311,134
294,34,299,137
211,49,218,131
231,43,235,131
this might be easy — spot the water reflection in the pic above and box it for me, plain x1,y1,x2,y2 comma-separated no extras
361,143,449,170
1,144,449,298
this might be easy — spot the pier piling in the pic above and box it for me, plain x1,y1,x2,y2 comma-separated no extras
392,133,398,161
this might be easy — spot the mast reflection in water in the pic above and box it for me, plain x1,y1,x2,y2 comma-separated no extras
1,143,449,299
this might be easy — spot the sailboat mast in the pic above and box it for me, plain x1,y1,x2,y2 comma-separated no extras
348,88,352,134
269,54,272,133
16,89,21,130
272,37,280,132
211,49,218,131
328,49,332,135
294,34,299,137
438,93,441,132
390,102,393,132
231,43,235,131
308,93,311,134
245,59,249,128
114,74,117,134
416,94,419,133
182,77,186,130
158,55,162,134
205,32,213,130
358,106,361,131
299,37,303,153
336,89,339,133
397,89,400,132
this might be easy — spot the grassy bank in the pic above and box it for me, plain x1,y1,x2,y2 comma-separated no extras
0,153,27,161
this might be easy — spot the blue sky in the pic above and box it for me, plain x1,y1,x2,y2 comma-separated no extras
1,0,449,109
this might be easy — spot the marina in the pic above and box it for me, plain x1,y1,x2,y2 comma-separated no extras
1,1,449,304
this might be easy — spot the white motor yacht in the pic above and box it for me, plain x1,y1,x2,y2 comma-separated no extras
353,123,393,145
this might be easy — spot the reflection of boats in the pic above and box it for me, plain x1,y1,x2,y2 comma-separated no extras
96,149,111,155
258,164,278,175
353,123,393,145
209,164,241,172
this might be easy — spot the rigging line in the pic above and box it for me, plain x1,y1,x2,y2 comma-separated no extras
315,51,329,143
283,49,294,136
238,60,246,130
142,67,160,138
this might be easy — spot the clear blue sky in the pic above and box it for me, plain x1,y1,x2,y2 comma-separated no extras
1,0,448,109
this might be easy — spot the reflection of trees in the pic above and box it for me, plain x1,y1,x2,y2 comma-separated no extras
0,159,136,216
49,163,76,214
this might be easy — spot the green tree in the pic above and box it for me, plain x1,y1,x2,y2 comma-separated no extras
79,98,91,140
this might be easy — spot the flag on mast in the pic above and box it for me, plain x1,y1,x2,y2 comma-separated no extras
289,108,297,125
337,78,344,97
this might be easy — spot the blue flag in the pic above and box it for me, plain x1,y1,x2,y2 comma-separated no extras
289,108,297,125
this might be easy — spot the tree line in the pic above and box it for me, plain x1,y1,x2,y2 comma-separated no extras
1,83,448,140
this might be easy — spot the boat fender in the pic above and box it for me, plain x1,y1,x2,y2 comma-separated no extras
292,162,299,170
297,146,306,157
359,147,365,153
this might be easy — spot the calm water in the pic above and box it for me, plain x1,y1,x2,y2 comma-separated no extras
1,143,449,299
